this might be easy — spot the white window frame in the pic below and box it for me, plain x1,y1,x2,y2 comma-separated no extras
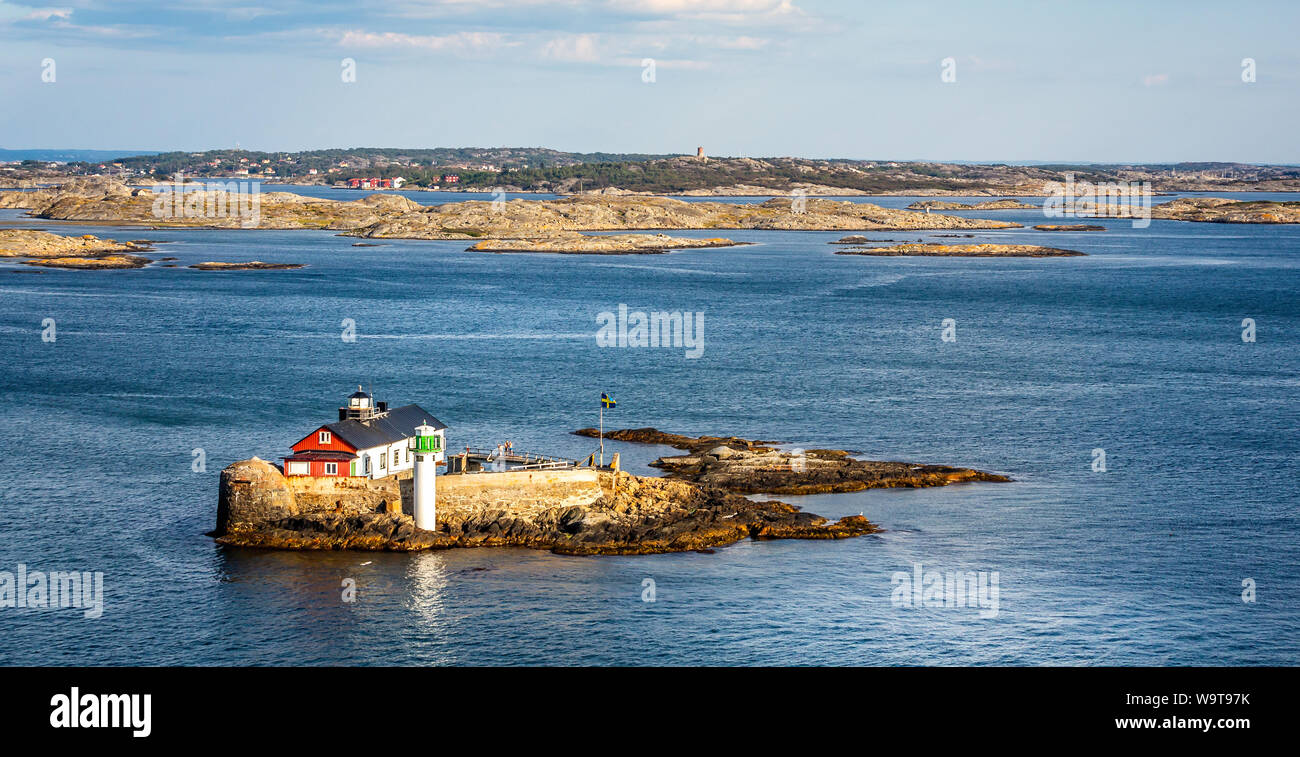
379,453,387,469
324,462,338,475
319,431,332,444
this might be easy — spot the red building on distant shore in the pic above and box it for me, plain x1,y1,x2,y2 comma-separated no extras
346,177,397,190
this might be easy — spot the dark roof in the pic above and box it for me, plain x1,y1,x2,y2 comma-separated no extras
348,388,371,400
285,450,357,461
325,404,447,450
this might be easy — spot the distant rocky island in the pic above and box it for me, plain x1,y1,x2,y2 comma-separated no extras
1089,196,1300,224
466,233,745,254
907,199,1038,210
0,229,154,269
3,181,1294,272
834,242,1085,257
0,227,305,272
0,178,1021,241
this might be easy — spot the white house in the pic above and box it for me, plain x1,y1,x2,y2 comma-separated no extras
284,388,447,479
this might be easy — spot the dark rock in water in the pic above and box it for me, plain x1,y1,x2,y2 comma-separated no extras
581,428,1011,495
189,261,305,270
829,235,902,245
573,427,779,453
220,512,456,551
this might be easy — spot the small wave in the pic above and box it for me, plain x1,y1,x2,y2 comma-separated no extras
354,332,591,341
0,287,192,301
589,263,748,277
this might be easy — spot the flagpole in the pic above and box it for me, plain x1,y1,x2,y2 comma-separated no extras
599,400,604,468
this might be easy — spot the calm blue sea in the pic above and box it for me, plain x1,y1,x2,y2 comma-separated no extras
1,196,1297,666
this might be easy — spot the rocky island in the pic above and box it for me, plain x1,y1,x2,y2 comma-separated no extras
907,199,1038,210
834,242,1085,257
214,457,878,555
0,228,154,269
0,179,1023,244
574,428,1010,495
189,261,306,270
343,195,1021,240
1033,224,1106,231
1142,197,1300,223
0,176,422,230
466,232,744,254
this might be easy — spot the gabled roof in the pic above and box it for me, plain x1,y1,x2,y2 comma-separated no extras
324,404,447,451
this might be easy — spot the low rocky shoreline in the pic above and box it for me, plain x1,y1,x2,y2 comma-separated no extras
907,199,1038,210
0,179,1023,242
466,233,745,254
0,228,155,268
834,242,1084,257
1129,197,1300,223
576,427,1011,495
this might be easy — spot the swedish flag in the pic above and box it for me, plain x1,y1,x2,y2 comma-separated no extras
601,392,616,409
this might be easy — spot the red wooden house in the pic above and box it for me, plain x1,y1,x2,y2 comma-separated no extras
283,388,446,479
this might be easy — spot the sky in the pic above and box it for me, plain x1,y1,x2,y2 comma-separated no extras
0,0,1297,163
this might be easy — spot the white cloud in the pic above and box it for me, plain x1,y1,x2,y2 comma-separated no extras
610,0,794,15
0,2,72,23
338,29,511,53
1142,73,1169,87
542,33,601,63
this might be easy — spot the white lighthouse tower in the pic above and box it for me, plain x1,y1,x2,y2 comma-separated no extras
412,420,443,531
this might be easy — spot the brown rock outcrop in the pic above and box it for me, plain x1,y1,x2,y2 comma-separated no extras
580,428,1011,495
345,195,1023,240
20,254,151,269
467,233,744,254
573,427,779,452
0,229,147,257
907,199,1038,210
